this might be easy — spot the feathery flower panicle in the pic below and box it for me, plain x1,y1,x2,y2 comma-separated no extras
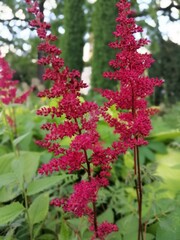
0,55,32,140
0,56,32,105
26,1,118,238
101,0,163,148
100,1,163,239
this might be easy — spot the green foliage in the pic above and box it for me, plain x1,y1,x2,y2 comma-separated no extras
28,193,49,225
156,148,180,196
27,174,76,196
6,53,36,84
0,142,72,239
163,102,180,129
148,130,180,142
0,93,180,239
0,202,25,226
0,101,44,153
97,120,118,147
98,208,114,223
91,0,117,90
12,151,40,186
150,40,180,104
0,173,16,188
0,101,81,239
116,214,138,239
0,151,41,203
156,206,180,240
59,217,71,240
61,0,85,72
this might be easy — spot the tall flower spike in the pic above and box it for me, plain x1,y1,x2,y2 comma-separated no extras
26,1,118,239
101,1,163,239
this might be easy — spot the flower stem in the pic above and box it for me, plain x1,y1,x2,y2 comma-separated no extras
83,146,98,238
131,82,144,240
135,145,144,240
75,118,98,238
11,106,20,156
23,184,33,240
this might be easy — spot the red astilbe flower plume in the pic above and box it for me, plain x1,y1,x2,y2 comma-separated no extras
101,0,163,148
26,1,118,239
0,56,32,134
100,1,163,239
0,56,32,105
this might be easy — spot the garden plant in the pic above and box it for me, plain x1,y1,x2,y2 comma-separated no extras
0,0,180,240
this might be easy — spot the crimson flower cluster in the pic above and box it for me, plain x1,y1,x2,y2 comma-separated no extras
0,56,32,105
100,2,163,238
0,56,32,129
101,0,163,149
26,1,118,239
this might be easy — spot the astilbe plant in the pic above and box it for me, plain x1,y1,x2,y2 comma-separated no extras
26,1,118,239
100,0,163,239
0,56,32,143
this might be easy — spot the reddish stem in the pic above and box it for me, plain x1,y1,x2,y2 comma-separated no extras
134,145,144,240
131,82,144,240
75,118,98,238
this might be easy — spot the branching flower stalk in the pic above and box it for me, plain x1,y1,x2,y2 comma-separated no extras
26,1,119,239
100,0,163,239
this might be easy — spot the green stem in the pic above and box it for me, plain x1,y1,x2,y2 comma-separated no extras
1,104,33,239
1,100,34,239
22,179,34,240
11,106,20,156
2,104,19,156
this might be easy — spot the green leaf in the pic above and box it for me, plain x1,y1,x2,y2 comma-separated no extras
60,136,72,147
116,214,138,235
28,193,49,225
107,104,118,118
59,218,71,240
124,151,134,168
67,218,81,230
156,210,180,240
140,146,155,162
148,129,180,142
0,153,15,174
148,142,167,154
146,233,155,240
1,152,40,202
97,121,118,146
67,216,89,237
0,184,21,203
13,132,31,146
37,234,55,240
11,151,41,186
98,208,114,224
0,173,16,188
11,159,24,189
106,231,122,240
123,231,138,240
0,202,25,225
27,175,66,196
156,148,180,195
3,228,15,240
